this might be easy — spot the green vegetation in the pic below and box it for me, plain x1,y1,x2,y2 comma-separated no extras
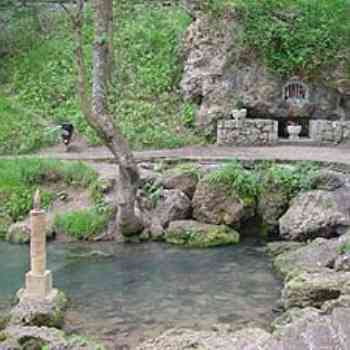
167,162,202,181
261,162,319,199
206,161,260,202
53,207,112,240
237,0,350,77
0,96,56,154
338,241,350,254
0,1,203,155
0,158,98,227
204,0,350,77
206,161,319,202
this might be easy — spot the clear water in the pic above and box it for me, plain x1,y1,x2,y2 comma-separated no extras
0,239,281,349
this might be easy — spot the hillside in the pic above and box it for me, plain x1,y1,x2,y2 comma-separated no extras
0,0,350,154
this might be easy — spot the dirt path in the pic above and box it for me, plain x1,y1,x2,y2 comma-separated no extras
2,144,350,171
3,144,350,162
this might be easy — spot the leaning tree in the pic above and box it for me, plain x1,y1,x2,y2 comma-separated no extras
61,0,144,237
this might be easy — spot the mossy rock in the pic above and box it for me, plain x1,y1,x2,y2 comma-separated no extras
165,220,240,248
5,220,54,245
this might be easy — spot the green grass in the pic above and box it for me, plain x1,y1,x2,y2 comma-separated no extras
53,207,111,240
0,96,56,155
0,1,204,155
0,158,98,222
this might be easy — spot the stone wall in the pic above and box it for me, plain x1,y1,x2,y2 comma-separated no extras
217,119,278,146
310,120,350,144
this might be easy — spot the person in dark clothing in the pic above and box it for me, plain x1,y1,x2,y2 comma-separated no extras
61,123,74,150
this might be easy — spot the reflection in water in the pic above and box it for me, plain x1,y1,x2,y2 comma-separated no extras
0,239,281,348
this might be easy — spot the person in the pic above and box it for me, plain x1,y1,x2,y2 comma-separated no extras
61,123,74,151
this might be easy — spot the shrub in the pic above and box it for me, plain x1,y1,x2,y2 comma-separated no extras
206,161,260,201
261,162,319,198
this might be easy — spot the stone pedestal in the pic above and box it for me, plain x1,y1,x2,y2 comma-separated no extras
23,270,53,300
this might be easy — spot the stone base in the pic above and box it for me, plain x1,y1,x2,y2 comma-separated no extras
22,270,53,301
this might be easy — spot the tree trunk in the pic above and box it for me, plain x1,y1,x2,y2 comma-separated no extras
73,0,143,237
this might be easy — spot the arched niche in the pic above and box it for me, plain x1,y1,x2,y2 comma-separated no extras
283,79,309,103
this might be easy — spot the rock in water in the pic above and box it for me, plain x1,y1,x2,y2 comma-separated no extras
165,220,239,248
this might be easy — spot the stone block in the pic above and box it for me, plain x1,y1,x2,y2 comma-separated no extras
24,271,52,300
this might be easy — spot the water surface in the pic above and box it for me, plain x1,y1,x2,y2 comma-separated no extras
0,240,281,348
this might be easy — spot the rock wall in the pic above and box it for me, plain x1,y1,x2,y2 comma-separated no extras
310,120,350,144
217,119,278,146
180,13,350,136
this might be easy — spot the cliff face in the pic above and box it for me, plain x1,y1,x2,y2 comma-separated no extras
180,10,350,134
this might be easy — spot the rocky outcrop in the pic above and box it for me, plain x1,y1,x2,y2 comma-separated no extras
181,14,350,136
281,269,350,309
154,189,192,227
273,237,346,277
163,172,199,199
311,170,346,191
279,189,350,241
192,180,254,227
165,220,239,248
136,307,350,350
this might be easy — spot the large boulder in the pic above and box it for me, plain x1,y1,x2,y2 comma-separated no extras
273,307,350,349
273,237,345,277
281,269,350,309
279,189,350,241
163,173,199,199
192,181,254,227
165,220,239,248
310,170,346,191
155,189,192,227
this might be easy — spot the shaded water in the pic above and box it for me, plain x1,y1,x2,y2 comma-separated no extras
0,239,281,348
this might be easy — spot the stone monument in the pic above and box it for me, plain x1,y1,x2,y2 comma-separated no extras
21,189,57,301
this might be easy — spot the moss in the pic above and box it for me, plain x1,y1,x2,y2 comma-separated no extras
166,227,240,248
0,332,7,342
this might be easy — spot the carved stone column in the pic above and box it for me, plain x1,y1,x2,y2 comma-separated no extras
23,190,54,300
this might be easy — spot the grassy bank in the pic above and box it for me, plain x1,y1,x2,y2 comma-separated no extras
0,1,203,155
